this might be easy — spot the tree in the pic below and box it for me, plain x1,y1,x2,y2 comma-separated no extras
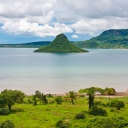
79,87,103,109
0,94,6,108
40,93,48,104
66,91,77,104
32,91,48,105
32,91,41,105
0,89,25,110
104,88,116,102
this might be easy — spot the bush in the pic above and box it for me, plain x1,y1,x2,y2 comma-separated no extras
0,108,10,115
46,94,53,98
89,105,107,116
107,100,125,110
0,120,14,128
85,117,128,128
115,101,125,110
94,101,105,106
56,120,69,128
75,112,85,120
55,96,63,104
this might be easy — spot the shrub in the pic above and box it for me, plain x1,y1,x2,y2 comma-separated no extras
85,117,128,128
115,101,125,110
0,120,14,128
75,112,85,120
48,100,55,104
55,96,63,104
89,105,107,116
94,101,105,106
0,108,10,115
46,94,53,98
107,100,125,110
56,120,69,128
27,99,33,104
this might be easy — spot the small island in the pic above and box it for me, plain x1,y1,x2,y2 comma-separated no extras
34,33,88,53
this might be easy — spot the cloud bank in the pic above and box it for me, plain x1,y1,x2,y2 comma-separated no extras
0,0,128,39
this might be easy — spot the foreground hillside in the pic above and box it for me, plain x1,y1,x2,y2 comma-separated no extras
35,34,88,53
75,29,128,48
0,95,128,127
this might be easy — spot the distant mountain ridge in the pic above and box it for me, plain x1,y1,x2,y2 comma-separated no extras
0,29,128,49
0,41,50,48
34,34,88,53
74,29,128,48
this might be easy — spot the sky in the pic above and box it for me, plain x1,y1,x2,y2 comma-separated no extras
0,0,128,44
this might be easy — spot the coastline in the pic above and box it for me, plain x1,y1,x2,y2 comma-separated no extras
51,91,128,97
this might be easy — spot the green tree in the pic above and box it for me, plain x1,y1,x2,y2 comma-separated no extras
104,88,116,102
66,91,77,104
40,93,48,104
0,89,25,110
32,91,41,105
0,95,6,108
33,91,48,105
79,87,103,109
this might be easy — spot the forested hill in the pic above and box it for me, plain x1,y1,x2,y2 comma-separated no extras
0,41,50,48
34,34,88,53
74,29,128,48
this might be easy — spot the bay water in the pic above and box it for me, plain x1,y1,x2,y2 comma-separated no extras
0,48,128,94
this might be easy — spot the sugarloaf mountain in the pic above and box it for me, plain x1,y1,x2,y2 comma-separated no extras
34,34,88,53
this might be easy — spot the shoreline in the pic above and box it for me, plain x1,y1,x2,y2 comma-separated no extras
50,91,128,97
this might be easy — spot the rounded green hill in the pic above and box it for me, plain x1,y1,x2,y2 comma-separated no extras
34,34,88,53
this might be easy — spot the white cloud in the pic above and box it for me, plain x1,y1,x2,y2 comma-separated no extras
71,17,128,35
72,34,78,38
1,19,73,37
0,0,128,38
56,0,128,22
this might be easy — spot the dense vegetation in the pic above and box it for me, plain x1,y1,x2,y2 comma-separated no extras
34,34,88,53
0,87,128,127
75,29,128,49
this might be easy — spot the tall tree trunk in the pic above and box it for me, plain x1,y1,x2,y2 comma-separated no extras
89,94,92,109
91,95,94,106
71,99,74,104
89,94,94,109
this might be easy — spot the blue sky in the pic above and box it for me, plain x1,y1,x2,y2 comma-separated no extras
0,0,128,44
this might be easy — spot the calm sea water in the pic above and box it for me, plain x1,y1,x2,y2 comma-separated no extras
0,48,128,94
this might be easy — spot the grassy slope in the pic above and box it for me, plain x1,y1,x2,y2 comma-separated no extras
0,96,128,128
35,34,88,53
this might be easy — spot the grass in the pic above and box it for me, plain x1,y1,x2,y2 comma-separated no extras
0,96,128,128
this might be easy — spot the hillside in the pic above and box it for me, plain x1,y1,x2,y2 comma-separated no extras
34,34,88,53
75,29,128,48
0,41,50,48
